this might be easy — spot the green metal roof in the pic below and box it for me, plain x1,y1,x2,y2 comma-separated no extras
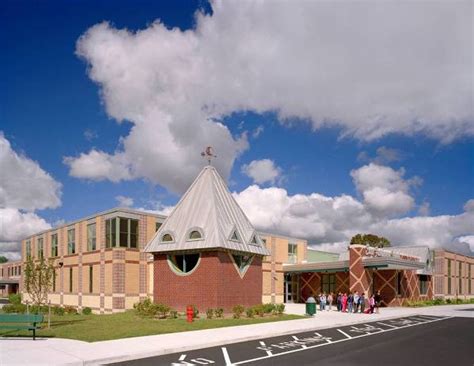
306,249,340,262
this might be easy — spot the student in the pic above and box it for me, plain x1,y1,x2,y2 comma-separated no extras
337,293,342,311
353,291,360,313
360,292,366,313
369,294,376,314
347,292,354,313
342,293,348,312
320,293,327,311
327,293,333,311
374,290,382,314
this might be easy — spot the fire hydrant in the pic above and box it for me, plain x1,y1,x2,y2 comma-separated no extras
186,305,194,323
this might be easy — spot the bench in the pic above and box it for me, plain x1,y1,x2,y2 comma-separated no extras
0,314,44,340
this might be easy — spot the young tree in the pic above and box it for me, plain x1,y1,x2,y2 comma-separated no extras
0,256,8,263
24,256,55,306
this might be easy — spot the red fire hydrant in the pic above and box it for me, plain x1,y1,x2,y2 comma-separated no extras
186,305,194,323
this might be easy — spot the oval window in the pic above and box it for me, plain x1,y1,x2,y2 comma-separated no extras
168,254,200,274
189,230,202,240
161,233,174,242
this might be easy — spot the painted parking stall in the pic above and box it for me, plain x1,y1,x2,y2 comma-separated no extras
111,315,449,366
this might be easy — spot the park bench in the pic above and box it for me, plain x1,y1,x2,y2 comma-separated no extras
0,314,43,340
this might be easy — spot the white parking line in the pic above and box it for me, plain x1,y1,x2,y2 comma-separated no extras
377,322,397,328
222,347,233,365
292,335,308,348
232,316,452,365
259,341,273,356
336,329,352,339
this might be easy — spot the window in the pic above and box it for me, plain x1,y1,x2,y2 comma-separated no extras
397,271,403,295
230,229,241,242
68,228,76,254
155,222,162,232
69,267,73,293
447,259,452,294
89,266,93,293
87,223,96,251
459,262,463,295
168,254,200,274
161,233,174,242
37,237,44,259
232,254,254,275
51,234,58,257
419,275,429,295
53,270,56,292
26,240,31,259
288,243,297,264
250,234,259,245
105,217,138,248
469,264,472,295
322,274,336,294
188,229,203,240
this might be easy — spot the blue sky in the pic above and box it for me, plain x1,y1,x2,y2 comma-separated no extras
1,0,473,258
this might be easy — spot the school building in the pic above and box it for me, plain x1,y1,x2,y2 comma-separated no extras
6,165,474,312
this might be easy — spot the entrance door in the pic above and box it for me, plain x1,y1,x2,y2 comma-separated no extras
284,273,299,303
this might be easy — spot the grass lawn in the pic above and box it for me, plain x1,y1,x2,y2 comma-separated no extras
0,311,304,342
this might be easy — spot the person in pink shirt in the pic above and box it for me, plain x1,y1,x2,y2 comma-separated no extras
342,293,348,312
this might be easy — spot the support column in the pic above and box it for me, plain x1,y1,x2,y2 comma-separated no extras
349,245,370,295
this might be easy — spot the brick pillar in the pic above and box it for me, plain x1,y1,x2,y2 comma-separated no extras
349,245,370,295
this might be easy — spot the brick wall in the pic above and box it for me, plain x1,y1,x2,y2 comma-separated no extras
153,251,263,312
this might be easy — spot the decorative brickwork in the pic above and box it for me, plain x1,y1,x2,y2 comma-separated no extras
153,251,263,312
349,245,370,295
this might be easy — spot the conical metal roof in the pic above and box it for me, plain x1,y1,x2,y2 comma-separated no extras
144,165,270,256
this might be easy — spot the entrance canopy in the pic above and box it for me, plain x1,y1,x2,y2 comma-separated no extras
284,256,425,273
0,278,19,285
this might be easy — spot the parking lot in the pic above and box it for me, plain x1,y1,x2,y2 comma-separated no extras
112,315,474,365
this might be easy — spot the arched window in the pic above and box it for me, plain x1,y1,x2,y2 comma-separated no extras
168,254,200,275
188,229,203,240
161,233,174,242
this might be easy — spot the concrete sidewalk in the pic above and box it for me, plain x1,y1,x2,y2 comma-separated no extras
1,304,473,366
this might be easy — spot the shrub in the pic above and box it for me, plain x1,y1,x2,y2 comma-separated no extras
53,306,65,316
156,303,171,319
232,305,245,319
3,303,26,314
8,293,21,305
215,308,224,318
169,310,178,319
274,303,285,315
245,307,255,318
470,298,474,304
446,298,452,304
64,305,78,315
263,303,275,314
30,305,49,314
253,304,265,317
134,298,158,317
432,298,444,305
206,308,214,319
82,307,92,315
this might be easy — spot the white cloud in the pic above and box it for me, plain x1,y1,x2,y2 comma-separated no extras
252,125,264,138
241,159,282,185
358,146,403,165
0,133,62,211
234,185,474,255
0,134,61,260
66,1,473,192
350,163,420,217
115,195,134,207
418,201,430,216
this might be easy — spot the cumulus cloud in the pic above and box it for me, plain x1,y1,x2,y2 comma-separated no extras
241,159,282,185
350,163,420,217
234,185,474,255
0,133,62,211
65,0,473,193
0,134,60,260
115,195,134,207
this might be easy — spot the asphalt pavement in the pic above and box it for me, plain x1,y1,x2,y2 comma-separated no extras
111,315,474,366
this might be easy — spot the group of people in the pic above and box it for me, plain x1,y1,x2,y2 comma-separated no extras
316,291,382,314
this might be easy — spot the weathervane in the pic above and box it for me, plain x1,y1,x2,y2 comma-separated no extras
201,146,217,165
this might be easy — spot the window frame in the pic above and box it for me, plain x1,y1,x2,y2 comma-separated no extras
186,227,204,242
105,217,139,248
51,233,58,257
67,228,76,255
167,253,201,276
321,273,336,294
288,243,298,264
87,223,97,251
37,237,44,259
